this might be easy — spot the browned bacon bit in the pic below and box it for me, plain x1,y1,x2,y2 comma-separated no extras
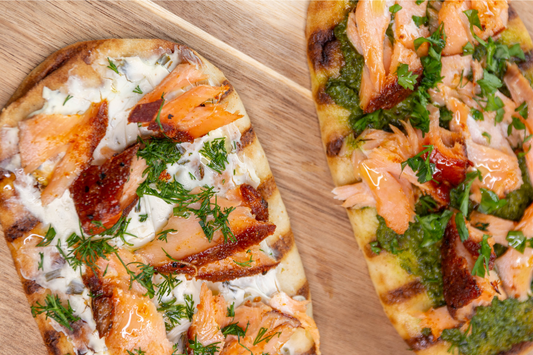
70,144,147,235
239,184,269,222
441,216,482,318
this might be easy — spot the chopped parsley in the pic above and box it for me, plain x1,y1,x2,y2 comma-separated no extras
412,15,428,29
478,188,508,214
401,145,435,183
471,234,491,278
397,63,419,90
482,132,491,144
470,108,484,121
455,212,469,242
506,231,529,253
389,4,402,14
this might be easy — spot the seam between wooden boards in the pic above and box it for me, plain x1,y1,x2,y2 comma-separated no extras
133,0,313,100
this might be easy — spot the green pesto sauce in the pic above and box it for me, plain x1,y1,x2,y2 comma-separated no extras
325,11,414,136
441,297,533,355
490,155,533,221
375,215,445,307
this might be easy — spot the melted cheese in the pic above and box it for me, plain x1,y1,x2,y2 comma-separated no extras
7,51,290,355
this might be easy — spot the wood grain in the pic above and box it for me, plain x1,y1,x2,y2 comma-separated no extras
1,1,533,354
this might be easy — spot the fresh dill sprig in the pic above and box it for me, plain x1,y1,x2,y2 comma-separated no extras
156,273,182,302
107,57,120,74
200,138,229,174
127,348,146,355
31,294,80,330
133,85,143,94
38,252,44,271
233,249,253,267
63,94,73,106
115,257,156,299
57,231,118,274
157,298,188,331
185,294,195,321
37,225,56,247
188,336,219,355
157,229,177,242
253,327,281,346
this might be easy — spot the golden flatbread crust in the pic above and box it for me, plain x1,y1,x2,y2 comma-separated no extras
306,2,533,354
0,39,315,355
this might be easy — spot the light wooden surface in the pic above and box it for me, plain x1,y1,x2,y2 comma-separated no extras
1,1,533,354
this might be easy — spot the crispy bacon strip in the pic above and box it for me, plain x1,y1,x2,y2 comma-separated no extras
70,144,147,235
19,101,108,205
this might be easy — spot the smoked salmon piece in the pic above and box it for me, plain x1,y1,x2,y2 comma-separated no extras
469,211,516,245
137,206,276,275
187,283,311,355
505,63,533,182
348,0,422,113
471,0,509,40
424,106,469,186
439,0,472,56
83,250,173,355
394,0,430,53
495,204,533,301
418,306,461,338
187,284,227,352
136,63,208,106
19,101,108,205
129,82,241,141
70,144,147,235
195,245,279,282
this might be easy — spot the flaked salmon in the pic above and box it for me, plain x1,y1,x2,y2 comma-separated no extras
187,283,312,355
19,101,108,205
83,250,173,355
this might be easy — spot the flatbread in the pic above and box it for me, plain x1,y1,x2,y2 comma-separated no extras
0,39,318,355
306,1,533,354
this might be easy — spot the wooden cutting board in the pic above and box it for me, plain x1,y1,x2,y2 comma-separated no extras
1,1,533,354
